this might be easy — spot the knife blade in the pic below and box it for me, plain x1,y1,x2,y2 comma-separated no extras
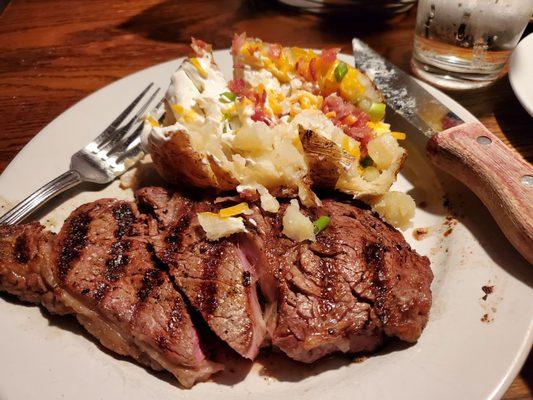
352,38,463,137
351,37,533,265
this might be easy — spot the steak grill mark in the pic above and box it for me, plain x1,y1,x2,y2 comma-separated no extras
113,203,135,238
93,282,109,301
138,268,164,301
198,242,223,315
105,240,131,281
364,242,390,321
103,204,136,283
57,212,91,281
165,211,192,248
168,297,184,333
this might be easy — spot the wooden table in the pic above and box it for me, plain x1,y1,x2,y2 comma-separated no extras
0,0,531,397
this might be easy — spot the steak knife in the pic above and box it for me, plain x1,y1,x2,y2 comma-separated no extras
352,38,533,265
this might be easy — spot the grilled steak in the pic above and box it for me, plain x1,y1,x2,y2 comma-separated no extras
0,223,68,314
136,187,266,359
254,200,433,363
0,186,433,385
0,199,221,388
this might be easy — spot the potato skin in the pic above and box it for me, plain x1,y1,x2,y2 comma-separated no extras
150,130,236,191
299,128,355,190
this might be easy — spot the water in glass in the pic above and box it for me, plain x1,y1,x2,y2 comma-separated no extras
412,0,533,89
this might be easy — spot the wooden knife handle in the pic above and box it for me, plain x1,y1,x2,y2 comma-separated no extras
427,121,533,265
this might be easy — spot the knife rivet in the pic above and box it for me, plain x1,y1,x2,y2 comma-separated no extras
476,136,492,145
521,175,533,187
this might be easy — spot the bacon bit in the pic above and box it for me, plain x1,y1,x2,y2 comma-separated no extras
255,85,267,105
347,125,374,150
229,79,268,107
251,108,272,125
190,38,212,58
268,43,283,59
232,32,246,55
228,79,248,97
322,94,373,149
296,58,309,79
191,37,210,51
343,114,358,126
309,58,317,81
320,48,340,65
295,59,304,76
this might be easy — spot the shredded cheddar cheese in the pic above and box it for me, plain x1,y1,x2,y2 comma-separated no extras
190,57,208,78
171,104,198,123
146,116,160,127
218,202,250,218
391,131,407,140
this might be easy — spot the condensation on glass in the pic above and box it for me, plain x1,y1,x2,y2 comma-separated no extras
411,0,533,90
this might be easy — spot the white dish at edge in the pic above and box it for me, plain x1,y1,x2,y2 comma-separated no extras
0,50,531,400
509,33,533,117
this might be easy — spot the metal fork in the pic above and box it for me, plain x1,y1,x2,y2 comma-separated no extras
0,83,162,225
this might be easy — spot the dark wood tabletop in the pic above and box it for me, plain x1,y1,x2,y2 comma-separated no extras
0,0,531,398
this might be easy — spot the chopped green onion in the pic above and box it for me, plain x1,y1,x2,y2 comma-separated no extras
360,155,373,168
368,102,386,122
313,216,331,235
334,62,348,82
220,91,236,103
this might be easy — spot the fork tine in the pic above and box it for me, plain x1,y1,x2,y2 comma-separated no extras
92,82,154,147
113,123,143,154
98,87,161,152
122,87,161,131
106,123,144,158
115,140,143,167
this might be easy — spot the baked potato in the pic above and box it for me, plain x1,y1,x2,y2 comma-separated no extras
141,36,414,228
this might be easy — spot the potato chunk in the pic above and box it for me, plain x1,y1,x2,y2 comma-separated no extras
282,200,316,242
370,192,415,230
367,133,402,170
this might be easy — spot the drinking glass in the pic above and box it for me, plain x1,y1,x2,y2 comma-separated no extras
411,0,533,90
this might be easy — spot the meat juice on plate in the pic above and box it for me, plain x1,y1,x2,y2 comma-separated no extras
411,0,533,89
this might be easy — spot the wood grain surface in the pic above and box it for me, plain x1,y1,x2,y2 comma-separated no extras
0,0,531,398
428,121,533,264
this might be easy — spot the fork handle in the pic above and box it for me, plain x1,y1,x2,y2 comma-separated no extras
0,170,82,225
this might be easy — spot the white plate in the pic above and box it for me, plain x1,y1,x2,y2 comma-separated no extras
0,50,531,400
509,33,533,116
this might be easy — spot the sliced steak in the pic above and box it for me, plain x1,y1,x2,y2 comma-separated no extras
51,198,222,387
1,187,433,383
0,223,68,314
136,186,193,229
136,187,267,359
257,199,432,363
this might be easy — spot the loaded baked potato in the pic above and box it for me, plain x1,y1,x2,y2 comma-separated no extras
141,36,414,228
